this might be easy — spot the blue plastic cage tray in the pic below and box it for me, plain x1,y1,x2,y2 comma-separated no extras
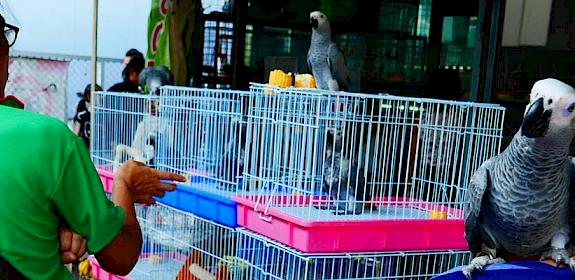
155,177,238,228
432,261,573,280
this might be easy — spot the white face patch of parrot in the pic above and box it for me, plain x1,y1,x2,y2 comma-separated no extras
529,78,575,131
149,79,162,94
309,11,329,30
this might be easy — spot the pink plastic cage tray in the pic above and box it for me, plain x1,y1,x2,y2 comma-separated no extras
97,167,114,193
89,256,128,280
233,194,467,253
89,252,189,280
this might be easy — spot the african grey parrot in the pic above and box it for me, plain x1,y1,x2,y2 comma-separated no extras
139,65,174,95
463,78,575,279
307,11,350,91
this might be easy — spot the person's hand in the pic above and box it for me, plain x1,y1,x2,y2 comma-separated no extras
59,224,87,264
116,160,186,204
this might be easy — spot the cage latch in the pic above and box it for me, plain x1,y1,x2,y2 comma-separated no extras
258,212,273,223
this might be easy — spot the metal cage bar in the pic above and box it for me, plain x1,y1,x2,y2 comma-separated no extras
91,91,163,173
236,228,472,280
157,86,247,196
124,203,238,279
242,83,505,221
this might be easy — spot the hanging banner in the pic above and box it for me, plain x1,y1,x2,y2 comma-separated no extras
146,0,171,68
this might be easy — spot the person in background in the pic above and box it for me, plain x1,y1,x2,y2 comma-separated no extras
0,10,186,279
74,83,102,148
108,53,145,93
124,48,143,66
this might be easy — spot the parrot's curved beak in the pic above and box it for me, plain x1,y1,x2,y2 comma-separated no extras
521,97,552,138
310,18,318,30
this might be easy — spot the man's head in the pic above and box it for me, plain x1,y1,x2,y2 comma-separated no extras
0,14,9,98
0,6,20,99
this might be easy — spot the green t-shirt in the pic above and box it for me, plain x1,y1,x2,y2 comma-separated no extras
0,105,125,279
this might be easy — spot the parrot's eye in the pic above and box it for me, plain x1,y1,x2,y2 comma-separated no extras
320,15,324,18
568,103,575,113
548,99,553,105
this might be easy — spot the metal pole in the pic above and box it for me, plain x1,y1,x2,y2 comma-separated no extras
90,0,98,154
483,0,505,103
469,0,487,102
91,0,98,92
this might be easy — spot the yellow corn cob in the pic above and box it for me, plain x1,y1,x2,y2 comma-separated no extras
295,74,316,88
268,69,293,88
285,72,293,87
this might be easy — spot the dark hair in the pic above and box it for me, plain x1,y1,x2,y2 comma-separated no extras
122,54,145,81
125,48,143,59
84,83,102,97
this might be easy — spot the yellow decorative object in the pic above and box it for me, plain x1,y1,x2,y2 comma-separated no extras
221,256,250,269
78,259,92,277
268,69,293,88
295,74,316,88
148,254,163,264
429,210,448,220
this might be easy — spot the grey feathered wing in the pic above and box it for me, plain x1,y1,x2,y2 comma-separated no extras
307,49,313,74
464,158,495,255
569,158,575,244
327,42,350,91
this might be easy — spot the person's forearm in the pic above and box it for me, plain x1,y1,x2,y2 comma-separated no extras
112,179,138,227
95,175,142,275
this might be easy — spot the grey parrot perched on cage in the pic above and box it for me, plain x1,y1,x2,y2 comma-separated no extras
307,11,350,91
139,65,174,95
321,128,371,215
462,78,575,279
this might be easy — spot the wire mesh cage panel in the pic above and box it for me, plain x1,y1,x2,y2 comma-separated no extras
157,86,245,197
235,228,472,280
235,83,505,252
92,203,239,279
91,91,170,174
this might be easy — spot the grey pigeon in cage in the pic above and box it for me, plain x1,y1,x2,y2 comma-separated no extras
307,11,350,91
463,78,575,279
321,128,371,215
139,65,174,95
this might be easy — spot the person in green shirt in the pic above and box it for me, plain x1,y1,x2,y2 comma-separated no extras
0,10,186,280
